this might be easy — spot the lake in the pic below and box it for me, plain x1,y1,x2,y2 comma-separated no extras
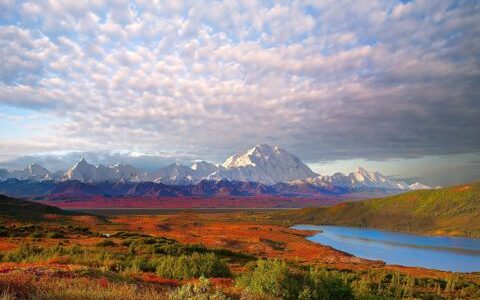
292,225,480,272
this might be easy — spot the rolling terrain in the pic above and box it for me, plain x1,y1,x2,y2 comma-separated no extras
0,194,80,221
271,181,480,237
0,195,479,298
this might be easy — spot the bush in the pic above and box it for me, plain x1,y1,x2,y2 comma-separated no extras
1,242,230,280
238,259,303,300
130,256,157,273
168,277,228,300
96,239,116,247
155,252,231,280
300,268,353,300
3,243,43,262
29,231,44,238
238,259,353,300
152,243,208,255
47,231,64,239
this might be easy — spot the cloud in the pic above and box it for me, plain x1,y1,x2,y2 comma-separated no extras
0,150,191,172
0,0,479,167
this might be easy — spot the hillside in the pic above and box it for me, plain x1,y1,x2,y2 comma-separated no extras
272,181,480,237
0,194,78,221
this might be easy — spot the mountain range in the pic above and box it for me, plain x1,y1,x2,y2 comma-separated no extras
0,144,431,198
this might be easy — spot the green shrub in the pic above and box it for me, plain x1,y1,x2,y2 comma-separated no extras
299,268,353,300
237,259,303,300
168,277,228,300
238,259,353,300
29,231,44,238
130,256,156,273
96,239,116,247
155,252,231,279
1,242,229,280
152,243,207,255
47,231,64,238
3,243,43,262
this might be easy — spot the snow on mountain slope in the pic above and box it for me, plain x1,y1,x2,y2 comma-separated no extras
293,167,423,192
0,145,431,192
23,163,52,180
210,144,318,184
64,158,101,182
191,161,219,178
346,167,409,190
4,163,52,181
151,162,197,185
64,158,146,182
409,182,432,190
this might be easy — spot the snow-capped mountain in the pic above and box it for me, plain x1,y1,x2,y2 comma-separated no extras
0,144,431,192
23,163,52,180
64,158,147,182
151,162,198,185
0,163,54,181
408,182,432,190
146,144,319,185
191,161,219,178
346,167,410,190
291,167,425,192
208,144,318,185
149,161,220,185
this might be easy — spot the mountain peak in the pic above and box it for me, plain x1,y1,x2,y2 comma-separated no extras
65,159,145,182
224,144,280,168
24,163,48,172
252,143,277,152
77,158,89,165
218,144,318,184
355,166,368,173
23,163,51,179
409,182,432,190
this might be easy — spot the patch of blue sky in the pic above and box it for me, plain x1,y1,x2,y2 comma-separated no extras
0,104,60,139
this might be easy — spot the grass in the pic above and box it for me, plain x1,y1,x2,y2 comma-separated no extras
270,181,480,237
0,194,479,299
1,239,232,280
0,223,93,239
0,272,170,300
0,233,479,299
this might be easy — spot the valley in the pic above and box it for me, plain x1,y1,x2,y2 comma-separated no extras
0,146,478,299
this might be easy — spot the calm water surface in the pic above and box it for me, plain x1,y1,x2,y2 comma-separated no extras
292,225,480,272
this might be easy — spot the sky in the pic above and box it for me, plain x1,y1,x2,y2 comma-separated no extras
0,0,479,186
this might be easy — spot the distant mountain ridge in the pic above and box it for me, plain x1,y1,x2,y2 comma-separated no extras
0,178,402,200
0,144,431,193
64,158,149,182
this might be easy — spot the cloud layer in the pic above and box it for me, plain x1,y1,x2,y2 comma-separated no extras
1,0,479,163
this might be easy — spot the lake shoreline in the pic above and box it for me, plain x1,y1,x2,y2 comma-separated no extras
292,224,480,273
